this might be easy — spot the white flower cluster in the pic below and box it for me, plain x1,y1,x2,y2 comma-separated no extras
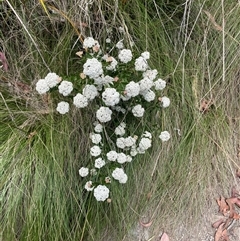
36,37,171,201
36,72,60,94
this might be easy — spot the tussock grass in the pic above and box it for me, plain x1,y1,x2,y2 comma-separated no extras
1,0,240,240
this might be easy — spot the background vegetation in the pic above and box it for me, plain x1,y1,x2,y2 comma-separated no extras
0,0,239,240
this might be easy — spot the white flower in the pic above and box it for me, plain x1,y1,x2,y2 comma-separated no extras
83,37,98,48
106,150,118,161
90,145,101,157
118,49,133,63
141,89,156,102
96,106,112,123
141,51,150,60
114,122,126,136
117,152,128,164
132,104,145,117
73,93,88,108
137,137,152,153
93,185,110,201
135,56,148,71
106,57,118,71
83,58,103,79
116,40,124,49
143,69,158,81
84,181,94,191
102,88,120,106
56,101,69,114
94,123,103,133
58,80,73,96
124,81,140,98
106,38,111,43
95,158,106,169
112,167,125,180
112,168,128,184
126,155,132,162
83,84,98,100
119,173,128,184
79,167,89,177
124,136,136,147
159,131,170,142
90,133,102,144
139,78,154,92
130,145,138,156
45,72,60,88
36,79,49,94
160,96,170,108
116,137,126,149
154,78,166,90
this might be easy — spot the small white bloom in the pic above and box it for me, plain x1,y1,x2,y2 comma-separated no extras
116,40,124,49
106,57,118,71
106,38,111,43
154,78,166,90
94,123,103,133
126,155,132,162
161,96,170,108
112,168,128,184
90,133,102,144
56,101,69,114
73,93,88,108
117,152,128,164
112,167,125,180
84,181,94,191
116,137,126,149
141,89,156,102
102,88,120,106
83,84,98,100
90,145,101,157
83,37,97,48
114,122,126,136
130,145,138,156
143,69,158,81
83,58,103,79
124,136,136,147
159,131,171,142
137,137,152,153
106,150,118,161
93,185,110,201
118,27,124,33
141,51,150,60
45,72,60,88
95,157,106,169
58,80,73,96
96,106,112,123
119,173,128,184
124,81,140,98
135,56,148,71
36,79,49,94
139,78,154,92
132,104,145,117
118,49,133,63
79,167,89,177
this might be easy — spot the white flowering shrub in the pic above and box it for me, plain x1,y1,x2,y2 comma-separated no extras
35,37,171,202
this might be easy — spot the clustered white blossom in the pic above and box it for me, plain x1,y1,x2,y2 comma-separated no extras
36,36,171,202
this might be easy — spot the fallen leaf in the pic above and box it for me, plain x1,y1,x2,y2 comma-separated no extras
199,98,213,112
214,223,229,241
160,232,170,241
216,196,229,216
212,218,225,228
